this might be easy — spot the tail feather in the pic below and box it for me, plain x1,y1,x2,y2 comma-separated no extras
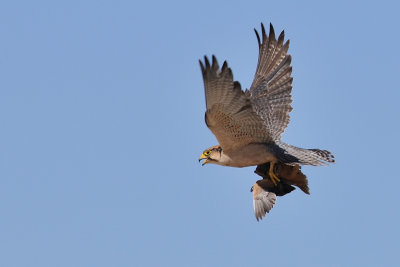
276,142,335,166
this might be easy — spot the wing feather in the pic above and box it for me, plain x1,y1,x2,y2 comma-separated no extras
249,23,293,141
252,182,276,221
200,56,273,152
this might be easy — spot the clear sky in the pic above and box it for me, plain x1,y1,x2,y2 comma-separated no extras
1,0,399,266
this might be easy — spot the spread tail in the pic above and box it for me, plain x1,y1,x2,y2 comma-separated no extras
276,141,335,166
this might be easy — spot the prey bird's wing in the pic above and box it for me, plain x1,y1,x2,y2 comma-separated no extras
248,23,293,141
252,182,277,221
199,56,273,152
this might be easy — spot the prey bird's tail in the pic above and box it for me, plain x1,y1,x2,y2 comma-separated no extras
276,141,335,166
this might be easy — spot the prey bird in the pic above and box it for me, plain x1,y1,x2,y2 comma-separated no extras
198,23,335,220
251,162,310,221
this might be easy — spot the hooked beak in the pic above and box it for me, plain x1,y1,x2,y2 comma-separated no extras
199,154,209,166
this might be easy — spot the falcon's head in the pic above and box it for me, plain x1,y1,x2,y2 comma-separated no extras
199,145,223,166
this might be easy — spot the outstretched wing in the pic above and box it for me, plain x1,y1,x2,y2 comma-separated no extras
199,56,273,152
251,182,276,221
249,23,293,141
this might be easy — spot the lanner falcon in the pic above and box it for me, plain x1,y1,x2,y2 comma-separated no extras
198,23,335,221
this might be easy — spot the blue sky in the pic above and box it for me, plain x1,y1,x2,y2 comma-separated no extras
1,0,399,266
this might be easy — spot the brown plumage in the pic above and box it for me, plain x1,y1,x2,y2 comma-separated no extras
255,163,309,195
199,23,334,221
251,163,309,221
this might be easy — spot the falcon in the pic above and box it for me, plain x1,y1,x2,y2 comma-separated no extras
198,23,335,220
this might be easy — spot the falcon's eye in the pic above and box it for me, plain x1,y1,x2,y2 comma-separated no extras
204,150,211,156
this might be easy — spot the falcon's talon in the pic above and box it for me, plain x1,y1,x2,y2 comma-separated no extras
268,162,280,186
269,172,280,186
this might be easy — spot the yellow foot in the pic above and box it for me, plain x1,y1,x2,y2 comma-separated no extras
268,162,280,186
